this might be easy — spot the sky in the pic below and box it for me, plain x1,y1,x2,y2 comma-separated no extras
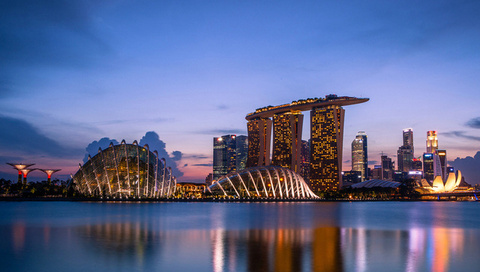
1,0,479,184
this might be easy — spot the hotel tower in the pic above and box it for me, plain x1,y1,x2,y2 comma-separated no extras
246,95,368,192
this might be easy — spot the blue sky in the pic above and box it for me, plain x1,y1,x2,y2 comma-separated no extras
1,0,479,183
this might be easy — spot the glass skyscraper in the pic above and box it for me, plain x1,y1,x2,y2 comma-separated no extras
213,135,237,180
351,131,368,182
397,128,414,172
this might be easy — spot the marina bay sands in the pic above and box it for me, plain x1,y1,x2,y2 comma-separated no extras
245,94,369,192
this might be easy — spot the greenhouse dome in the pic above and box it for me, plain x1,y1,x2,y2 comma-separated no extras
73,140,176,198
208,166,318,199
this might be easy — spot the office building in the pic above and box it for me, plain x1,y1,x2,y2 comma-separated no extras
213,135,237,180
423,153,434,181
436,149,447,180
351,131,368,182
381,155,394,181
397,128,414,172
235,135,248,171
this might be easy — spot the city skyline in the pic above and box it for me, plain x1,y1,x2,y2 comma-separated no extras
1,1,480,184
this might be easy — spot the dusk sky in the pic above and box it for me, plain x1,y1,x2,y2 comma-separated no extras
1,0,479,184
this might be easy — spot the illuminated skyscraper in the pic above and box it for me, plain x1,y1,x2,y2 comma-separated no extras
245,95,369,191
426,131,438,153
213,135,237,180
272,112,303,172
235,135,248,171
436,150,447,180
310,105,345,191
246,118,272,167
351,131,368,182
423,153,434,181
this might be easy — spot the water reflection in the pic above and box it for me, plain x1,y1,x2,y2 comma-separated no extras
2,202,480,272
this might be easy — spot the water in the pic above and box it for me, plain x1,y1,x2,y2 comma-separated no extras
1,201,479,272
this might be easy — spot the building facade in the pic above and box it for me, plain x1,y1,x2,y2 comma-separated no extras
213,135,237,180
351,131,368,182
272,112,303,173
426,131,438,154
245,95,368,192
235,135,248,171
246,118,272,167
397,128,414,172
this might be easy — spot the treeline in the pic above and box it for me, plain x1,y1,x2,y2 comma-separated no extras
0,178,78,198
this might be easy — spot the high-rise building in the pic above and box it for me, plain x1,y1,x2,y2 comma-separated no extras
403,128,414,150
235,135,248,171
310,105,345,191
436,150,447,180
351,131,368,182
245,95,369,192
213,135,237,180
272,112,304,172
300,140,310,184
426,131,438,153
397,128,414,172
381,155,394,181
423,153,434,181
246,118,272,167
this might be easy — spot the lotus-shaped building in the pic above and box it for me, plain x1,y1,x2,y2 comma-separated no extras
430,170,462,193
208,166,318,199
73,140,176,198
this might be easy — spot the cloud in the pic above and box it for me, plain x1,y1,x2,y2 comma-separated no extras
0,115,83,158
441,131,480,142
183,154,210,160
192,163,213,167
368,160,379,165
466,117,480,129
83,137,119,163
139,131,183,177
171,151,182,161
449,151,480,185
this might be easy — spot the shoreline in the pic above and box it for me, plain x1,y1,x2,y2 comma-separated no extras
0,196,476,202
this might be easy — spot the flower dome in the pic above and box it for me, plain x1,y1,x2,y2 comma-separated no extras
73,140,176,198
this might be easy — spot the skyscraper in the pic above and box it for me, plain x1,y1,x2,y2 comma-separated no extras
397,128,414,172
246,118,272,167
381,154,394,181
272,112,303,172
426,131,438,153
213,135,237,180
310,105,345,191
436,150,447,180
351,131,368,182
245,95,369,191
300,140,310,184
423,153,434,181
235,135,248,171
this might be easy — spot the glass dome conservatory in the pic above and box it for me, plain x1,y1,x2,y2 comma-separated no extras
208,166,318,199
73,140,176,198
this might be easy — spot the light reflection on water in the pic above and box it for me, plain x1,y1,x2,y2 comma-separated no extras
1,201,480,272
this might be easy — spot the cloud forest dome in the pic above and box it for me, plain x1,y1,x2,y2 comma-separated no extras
208,166,318,199
73,140,176,198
